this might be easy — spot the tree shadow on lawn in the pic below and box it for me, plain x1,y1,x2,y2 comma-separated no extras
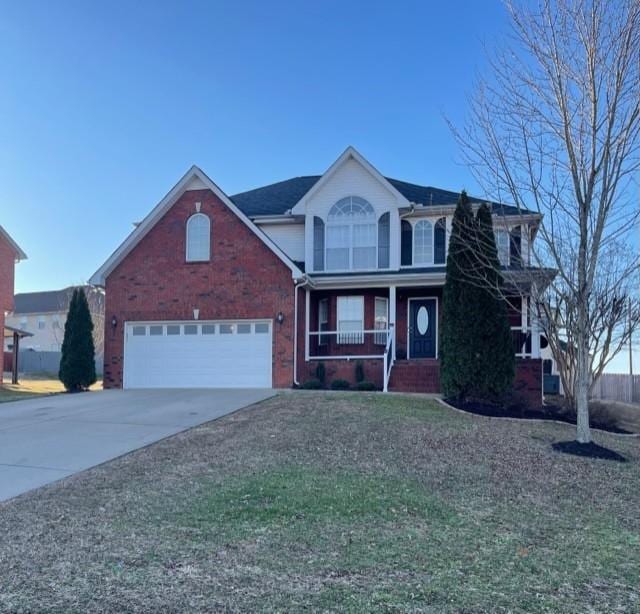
552,440,628,462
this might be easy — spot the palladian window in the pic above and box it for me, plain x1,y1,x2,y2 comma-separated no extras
326,197,377,271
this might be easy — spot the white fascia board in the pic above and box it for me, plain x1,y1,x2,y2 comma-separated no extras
290,146,410,214
0,225,27,261
89,166,304,286
310,272,446,289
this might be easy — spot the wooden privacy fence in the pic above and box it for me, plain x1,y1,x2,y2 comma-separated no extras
591,373,640,404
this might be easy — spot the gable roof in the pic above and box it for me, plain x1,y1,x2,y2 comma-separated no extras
89,166,304,286
0,225,27,260
12,285,102,315
289,146,410,214
230,175,534,218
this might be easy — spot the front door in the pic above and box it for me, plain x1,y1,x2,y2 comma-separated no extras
409,299,437,358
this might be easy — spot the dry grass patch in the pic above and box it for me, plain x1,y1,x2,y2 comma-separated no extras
0,377,102,403
0,392,637,612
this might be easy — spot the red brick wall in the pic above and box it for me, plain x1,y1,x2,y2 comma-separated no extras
514,358,543,408
308,289,390,357
0,233,17,386
103,188,296,388
302,358,383,389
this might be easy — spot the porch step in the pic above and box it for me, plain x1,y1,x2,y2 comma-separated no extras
388,359,440,393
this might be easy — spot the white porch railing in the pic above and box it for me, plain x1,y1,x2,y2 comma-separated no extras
511,326,540,358
307,325,395,391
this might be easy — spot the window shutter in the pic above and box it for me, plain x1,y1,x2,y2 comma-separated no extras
510,226,522,267
377,212,390,268
313,217,325,271
401,220,413,266
434,218,446,264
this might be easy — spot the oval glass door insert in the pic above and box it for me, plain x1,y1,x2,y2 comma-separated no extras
417,306,429,335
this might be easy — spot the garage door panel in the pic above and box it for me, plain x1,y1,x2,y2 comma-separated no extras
124,321,272,389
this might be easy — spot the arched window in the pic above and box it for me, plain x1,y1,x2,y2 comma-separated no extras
186,213,211,262
413,220,433,265
326,196,376,270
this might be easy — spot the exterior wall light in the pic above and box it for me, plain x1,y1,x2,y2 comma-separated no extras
276,312,284,324
111,316,118,329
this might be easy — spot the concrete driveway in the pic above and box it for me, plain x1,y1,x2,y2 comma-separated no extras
0,388,275,502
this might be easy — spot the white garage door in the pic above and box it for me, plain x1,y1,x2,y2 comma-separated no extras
123,320,272,389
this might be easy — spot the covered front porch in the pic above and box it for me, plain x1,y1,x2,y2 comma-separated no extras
301,283,542,397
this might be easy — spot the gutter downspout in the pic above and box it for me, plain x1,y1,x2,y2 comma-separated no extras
293,275,313,386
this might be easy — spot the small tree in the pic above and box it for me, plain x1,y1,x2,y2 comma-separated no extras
440,191,479,400
59,288,97,392
472,204,515,398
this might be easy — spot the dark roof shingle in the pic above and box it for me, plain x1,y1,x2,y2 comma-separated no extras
230,176,532,217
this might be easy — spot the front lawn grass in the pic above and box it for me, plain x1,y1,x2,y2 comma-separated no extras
0,392,637,612
0,376,102,403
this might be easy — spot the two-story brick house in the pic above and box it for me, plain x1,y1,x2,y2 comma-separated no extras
0,225,27,385
90,147,547,404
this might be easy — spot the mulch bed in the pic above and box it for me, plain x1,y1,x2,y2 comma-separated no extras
445,398,633,435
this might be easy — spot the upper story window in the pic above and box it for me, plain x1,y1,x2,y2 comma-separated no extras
326,197,377,271
495,225,523,267
401,217,447,267
186,213,211,262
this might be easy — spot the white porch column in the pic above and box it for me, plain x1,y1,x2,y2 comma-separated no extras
389,285,397,360
305,288,310,361
530,285,541,359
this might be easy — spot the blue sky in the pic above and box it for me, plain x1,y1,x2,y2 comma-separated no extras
0,0,508,293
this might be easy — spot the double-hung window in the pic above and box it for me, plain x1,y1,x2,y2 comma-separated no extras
337,296,364,344
374,297,388,345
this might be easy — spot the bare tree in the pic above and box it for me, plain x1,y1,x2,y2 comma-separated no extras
451,0,640,443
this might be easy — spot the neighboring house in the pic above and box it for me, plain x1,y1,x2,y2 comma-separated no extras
0,225,27,385
90,147,548,404
4,286,105,353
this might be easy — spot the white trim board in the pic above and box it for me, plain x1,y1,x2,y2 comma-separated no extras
89,166,304,286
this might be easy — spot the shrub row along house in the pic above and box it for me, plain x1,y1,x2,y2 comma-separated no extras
90,147,548,404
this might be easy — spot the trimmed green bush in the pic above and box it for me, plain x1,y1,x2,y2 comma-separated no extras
302,379,323,390
315,362,326,385
355,361,365,383
330,379,350,390
355,381,376,391
59,288,97,392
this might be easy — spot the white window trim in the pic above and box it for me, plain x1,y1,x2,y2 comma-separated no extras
337,295,365,345
401,217,448,269
186,213,211,262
